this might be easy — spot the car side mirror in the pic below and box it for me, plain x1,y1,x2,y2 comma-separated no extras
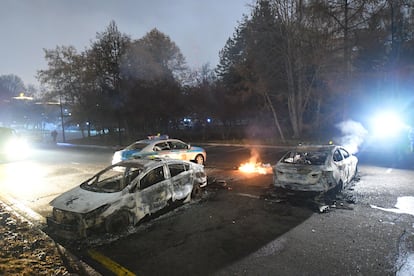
187,144,191,149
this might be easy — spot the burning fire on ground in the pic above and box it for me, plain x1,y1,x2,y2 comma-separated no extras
238,149,273,175
238,162,272,174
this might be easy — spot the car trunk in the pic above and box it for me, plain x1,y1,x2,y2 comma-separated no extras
273,164,333,192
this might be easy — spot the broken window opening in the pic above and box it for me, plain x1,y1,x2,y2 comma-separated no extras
140,166,165,189
282,151,328,166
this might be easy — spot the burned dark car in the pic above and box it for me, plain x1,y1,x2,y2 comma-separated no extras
47,158,207,238
273,145,358,193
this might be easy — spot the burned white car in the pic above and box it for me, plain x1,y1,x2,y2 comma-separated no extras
273,145,358,193
47,158,207,238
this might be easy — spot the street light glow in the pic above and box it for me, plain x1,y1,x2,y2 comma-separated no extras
371,111,405,138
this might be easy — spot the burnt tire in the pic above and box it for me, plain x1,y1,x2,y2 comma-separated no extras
337,180,344,191
191,182,202,199
353,166,359,180
105,211,130,234
332,180,343,194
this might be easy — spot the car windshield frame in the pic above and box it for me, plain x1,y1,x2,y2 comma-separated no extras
80,164,143,193
125,141,150,151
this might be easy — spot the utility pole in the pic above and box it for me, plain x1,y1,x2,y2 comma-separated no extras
59,94,66,143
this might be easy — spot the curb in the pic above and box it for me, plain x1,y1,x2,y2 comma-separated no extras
0,195,101,276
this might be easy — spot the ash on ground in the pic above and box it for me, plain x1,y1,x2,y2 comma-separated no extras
0,201,72,275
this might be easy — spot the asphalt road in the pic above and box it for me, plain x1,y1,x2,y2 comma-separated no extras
1,143,414,275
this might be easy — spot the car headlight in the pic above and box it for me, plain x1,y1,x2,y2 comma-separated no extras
83,204,111,220
5,138,30,159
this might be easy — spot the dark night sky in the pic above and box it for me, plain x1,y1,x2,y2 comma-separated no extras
1,0,252,86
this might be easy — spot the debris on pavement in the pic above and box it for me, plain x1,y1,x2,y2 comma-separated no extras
318,205,330,213
0,201,70,275
261,183,356,213
208,179,231,190
0,201,98,275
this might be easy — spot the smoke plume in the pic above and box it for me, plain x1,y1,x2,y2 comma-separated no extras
335,120,368,154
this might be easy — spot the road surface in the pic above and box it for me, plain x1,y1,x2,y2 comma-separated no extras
0,143,413,275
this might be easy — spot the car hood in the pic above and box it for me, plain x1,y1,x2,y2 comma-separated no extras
50,186,120,214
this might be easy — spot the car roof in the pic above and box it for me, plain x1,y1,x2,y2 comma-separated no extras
133,138,185,145
117,158,162,167
291,144,338,151
116,156,187,168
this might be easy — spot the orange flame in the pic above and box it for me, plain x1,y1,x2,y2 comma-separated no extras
238,162,271,174
238,149,272,175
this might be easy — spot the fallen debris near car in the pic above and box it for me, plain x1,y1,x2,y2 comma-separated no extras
208,179,231,190
262,178,358,213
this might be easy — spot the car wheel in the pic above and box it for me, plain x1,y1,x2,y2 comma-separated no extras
353,166,359,180
182,192,192,203
105,211,130,234
191,182,202,199
194,154,205,165
327,180,343,197
335,180,343,193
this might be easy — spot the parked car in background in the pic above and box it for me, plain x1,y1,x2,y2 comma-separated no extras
0,127,30,161
47,157,207,238
273,145,358,193
112,136,206,165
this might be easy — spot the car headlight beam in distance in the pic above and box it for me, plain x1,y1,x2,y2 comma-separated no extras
371,111,407,139
5,138,31,160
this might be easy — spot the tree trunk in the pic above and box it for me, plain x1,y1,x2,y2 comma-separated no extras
285,36,301,139
264,91,285,143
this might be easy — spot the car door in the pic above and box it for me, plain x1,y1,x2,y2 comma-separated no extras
338,148,352,183
153,141,172,158
332,149,346,184
167,162,192,201
168,140,190,161
137,165,172,214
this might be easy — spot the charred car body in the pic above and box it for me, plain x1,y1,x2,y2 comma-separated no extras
47,158,207,238
273,145,358,193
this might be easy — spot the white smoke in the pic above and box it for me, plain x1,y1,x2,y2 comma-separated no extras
335,120,368,154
